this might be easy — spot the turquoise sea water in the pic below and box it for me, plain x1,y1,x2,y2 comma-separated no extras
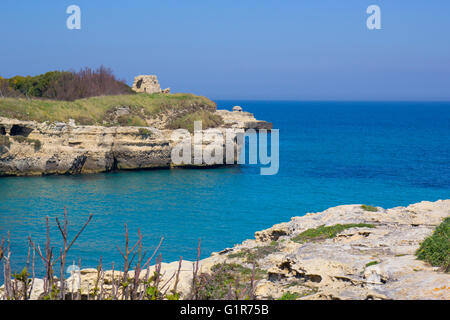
1,101,449,274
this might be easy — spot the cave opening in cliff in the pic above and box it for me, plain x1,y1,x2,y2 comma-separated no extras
0,126,6,135
136,79,143,89
10,125,33,137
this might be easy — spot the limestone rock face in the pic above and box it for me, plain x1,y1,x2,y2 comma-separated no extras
0,118,211,176
216,110,272,130
0,100,273,176
0,118,171,176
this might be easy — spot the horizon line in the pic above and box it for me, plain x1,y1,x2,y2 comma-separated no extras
211,98,450,103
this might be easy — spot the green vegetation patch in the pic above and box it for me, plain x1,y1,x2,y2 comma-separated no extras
166,109,223,133
416,217,450,272
0,93,217,127
292,223,376,243
361,205,378,212
278,291,300,300
365,261,380,268
196,263,266,300
228,241,279,264
137,128,152,139
13,267,30,283
276,286,318,300
116,114,147,127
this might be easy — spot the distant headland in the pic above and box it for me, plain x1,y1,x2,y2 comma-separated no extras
0,68,271,176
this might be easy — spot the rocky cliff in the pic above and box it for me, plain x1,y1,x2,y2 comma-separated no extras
0,105,271,176
198,199,449,300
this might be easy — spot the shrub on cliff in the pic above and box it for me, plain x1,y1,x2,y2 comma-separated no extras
167,110,224,132
194,263,264,300
1,66,133,101
117,114,147,127
0,77,22,98
416,217,450,272
138,128,152,139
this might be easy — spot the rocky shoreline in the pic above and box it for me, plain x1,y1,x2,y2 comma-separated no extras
210,199,449,300
0,108,271,176
4,200,448,300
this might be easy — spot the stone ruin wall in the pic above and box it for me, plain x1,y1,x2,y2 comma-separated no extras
132,75,170,94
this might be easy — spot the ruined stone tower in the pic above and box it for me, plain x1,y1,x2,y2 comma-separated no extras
132,75,170,94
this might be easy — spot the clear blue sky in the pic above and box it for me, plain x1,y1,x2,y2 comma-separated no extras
1,0,449,100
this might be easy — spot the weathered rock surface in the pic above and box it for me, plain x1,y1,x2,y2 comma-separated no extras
0,118,169,176
199,200,450,300
216,109,272,131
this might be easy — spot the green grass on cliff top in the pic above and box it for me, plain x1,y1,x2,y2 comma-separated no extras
292,223,376,243
0,93,217,126
166,110,223,132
